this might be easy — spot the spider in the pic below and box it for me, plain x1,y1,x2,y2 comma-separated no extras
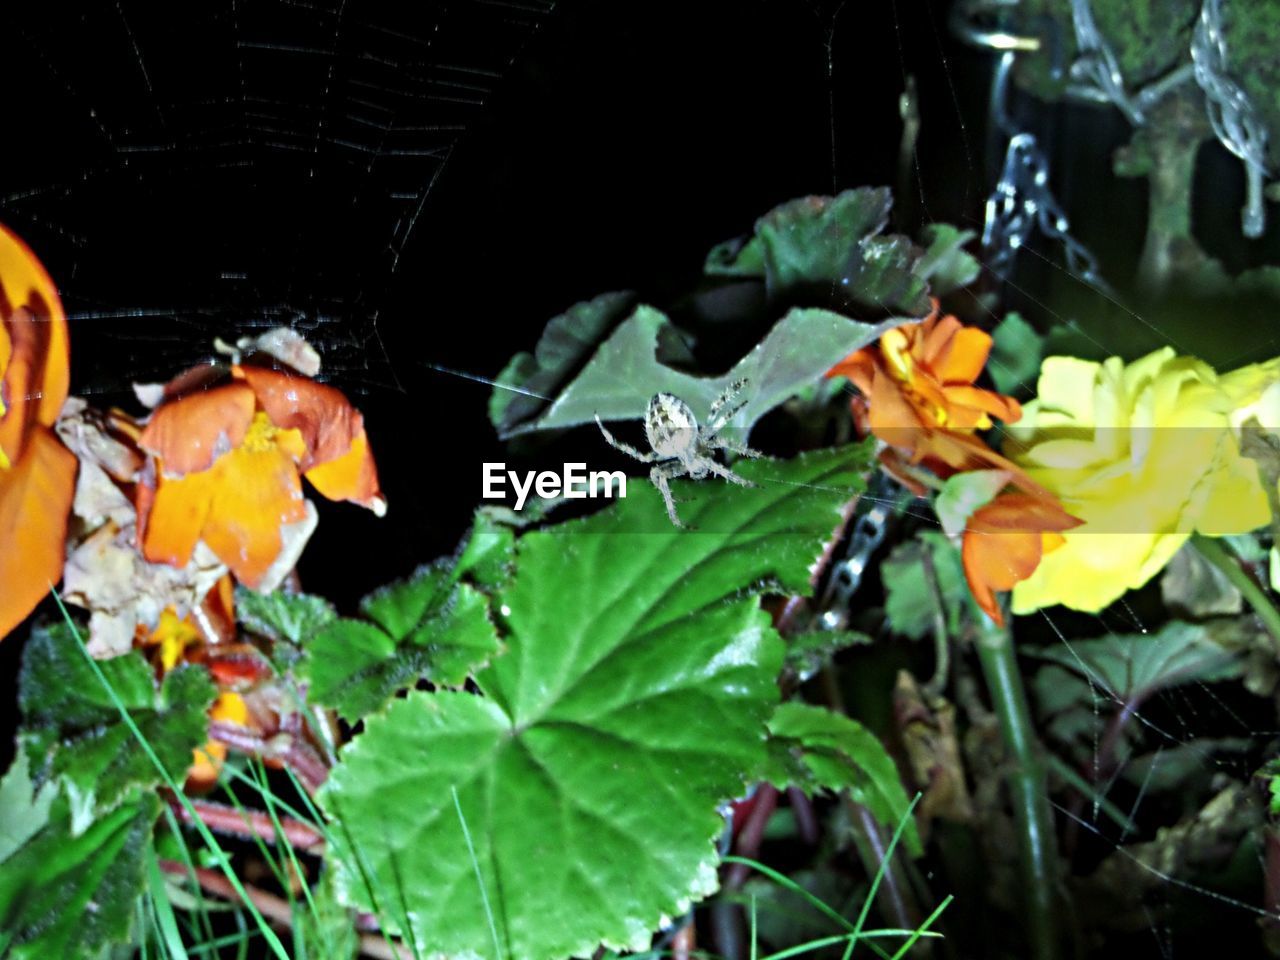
594,379,762,529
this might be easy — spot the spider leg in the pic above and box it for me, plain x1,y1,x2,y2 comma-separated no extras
704,458,757,488
595,414,657,462
710,435,764,459
709,378,748,420
651,461,690,529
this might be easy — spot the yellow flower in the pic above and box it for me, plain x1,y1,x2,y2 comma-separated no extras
1006,347,1270,614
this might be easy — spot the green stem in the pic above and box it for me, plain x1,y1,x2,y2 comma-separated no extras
1192,534,1280,644
974,613,1059,960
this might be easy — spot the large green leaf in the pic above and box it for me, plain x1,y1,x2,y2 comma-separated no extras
306,561,502,721
498,303,893,438
766,702,921,856
18,623,214,833
319,447,869,960
0,789,158,959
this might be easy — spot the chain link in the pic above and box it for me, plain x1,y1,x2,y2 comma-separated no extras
815,471,903,629
982,51,1113,293
1191,0,1271,237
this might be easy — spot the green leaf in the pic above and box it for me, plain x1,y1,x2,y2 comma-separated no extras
784,629,872,682
236,586,337,646
1031,621,1243,701
914,224,980,297
767,702,921,856
935,470,1009,538
0,753,55,863
0,792,159,959
755,190,921,308
319,447,868,960
499,303,893,438
18,624,214,833
882,532,968,641
455,510,519,591
707,188,948,317
306,562,502,720
1160,544,1243,618
489,292,636,434
987,312,1043,395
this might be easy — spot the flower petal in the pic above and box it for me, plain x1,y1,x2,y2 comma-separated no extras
304,429,386,514
0,225,69,435
139,382,256,476
235,365,366,471
0,427,77,639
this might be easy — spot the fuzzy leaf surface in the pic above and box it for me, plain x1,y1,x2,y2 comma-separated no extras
0,791,158,959
306,562,501,720
236,586,337,645
320,447,869,960
18,623,214,833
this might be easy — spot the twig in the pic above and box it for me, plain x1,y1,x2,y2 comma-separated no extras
168,796,325,853
158,858,408,960
725,785,779,890
208,720,330,792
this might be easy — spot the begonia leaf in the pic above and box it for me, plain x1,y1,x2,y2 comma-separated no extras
319,447,869,960
19,623,213,833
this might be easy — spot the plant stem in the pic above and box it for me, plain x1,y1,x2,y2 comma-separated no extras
1192,534,1280,644
974,613,1059,960
169,796,326,853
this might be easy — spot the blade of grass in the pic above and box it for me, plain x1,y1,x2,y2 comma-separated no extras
52,592,291,960
147,848,191,960
849,793,923,951
453,784,504,960
721,856,856,934
888,895,953,960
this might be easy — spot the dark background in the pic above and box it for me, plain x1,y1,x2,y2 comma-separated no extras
2,0,1005,607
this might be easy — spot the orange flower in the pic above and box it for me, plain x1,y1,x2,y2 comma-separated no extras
827,303,1023,481
137,363,386,588
959,477,1081,626
188,691,250,791
0,225,77,640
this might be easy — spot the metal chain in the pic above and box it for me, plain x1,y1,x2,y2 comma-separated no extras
815,470,903,630
1066,0,1146,125
1191,0,1271,237
982,51,1113,292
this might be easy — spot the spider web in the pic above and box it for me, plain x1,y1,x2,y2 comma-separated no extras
5,0,555,398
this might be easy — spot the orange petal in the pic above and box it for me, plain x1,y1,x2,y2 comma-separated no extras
962,526,1043,625
959,492,1082,625
198,444,309,587
825,348,877,396
140,463,217,570
941,384,1022,425
140,382,256,476
304,428,386,514
235,365,367,472
0,427,77,639
935,325,993,385
0,225,69,432
867,366,928,449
